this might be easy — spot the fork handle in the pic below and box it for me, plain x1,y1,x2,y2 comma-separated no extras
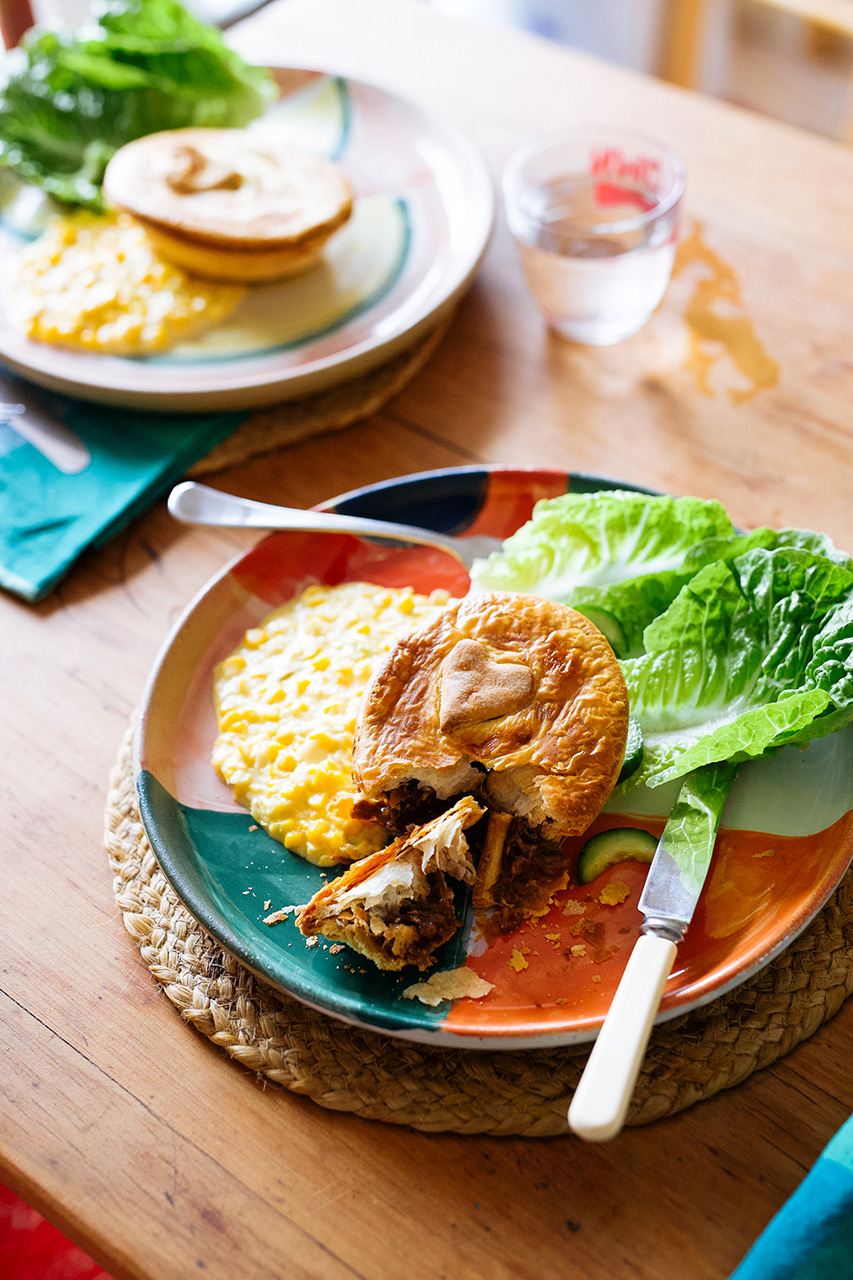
167,482,462,556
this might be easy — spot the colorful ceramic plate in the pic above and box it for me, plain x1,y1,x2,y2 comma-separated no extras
0,69,493,411
135,467,853,1048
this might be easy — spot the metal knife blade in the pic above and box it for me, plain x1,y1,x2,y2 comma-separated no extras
637,759,739,944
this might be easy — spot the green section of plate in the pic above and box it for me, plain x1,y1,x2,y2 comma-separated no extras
137,769,464,1034
152,197,412,366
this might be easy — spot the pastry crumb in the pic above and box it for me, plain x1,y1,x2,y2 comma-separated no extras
591,974,602,983
570,944,586,958
753,848,776,858
562,899,585,916
509,947,529,972
403,966,494,1006
599,880,631,906
263,903,302,925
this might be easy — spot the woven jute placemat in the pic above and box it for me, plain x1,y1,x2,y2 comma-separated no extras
188,320,449,476
105,725,853,1135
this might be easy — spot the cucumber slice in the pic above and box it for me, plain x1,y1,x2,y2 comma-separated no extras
576,827,657,885
575,606,627,657
617,716,644,785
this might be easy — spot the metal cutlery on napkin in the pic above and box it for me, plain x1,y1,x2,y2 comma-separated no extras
167,481,504,570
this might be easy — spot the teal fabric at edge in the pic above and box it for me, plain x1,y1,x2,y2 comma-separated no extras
0,370,245,602
729,1114,853,1279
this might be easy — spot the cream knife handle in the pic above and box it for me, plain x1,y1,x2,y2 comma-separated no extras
568,931,677,1142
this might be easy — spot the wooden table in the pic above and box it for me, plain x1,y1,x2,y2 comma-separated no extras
5,1,853,1276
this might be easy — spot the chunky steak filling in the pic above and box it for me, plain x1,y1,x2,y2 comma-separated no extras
341,875,458,968
356,779,567,938
353,776,487,831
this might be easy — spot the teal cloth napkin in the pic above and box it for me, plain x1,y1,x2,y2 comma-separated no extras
0,369,245,602
729,1114,853,1279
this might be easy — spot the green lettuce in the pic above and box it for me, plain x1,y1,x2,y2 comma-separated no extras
622,546,853,789
470,490,850,657
470,490,737,654
0,0,276,210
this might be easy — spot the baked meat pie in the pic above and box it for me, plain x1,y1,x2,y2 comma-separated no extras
103,128,353,282
352,591,629,934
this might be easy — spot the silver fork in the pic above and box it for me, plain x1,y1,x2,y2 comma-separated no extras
167,481,504,571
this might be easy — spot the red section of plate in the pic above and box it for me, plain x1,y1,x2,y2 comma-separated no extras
229,531,470,608
444,810,853,1037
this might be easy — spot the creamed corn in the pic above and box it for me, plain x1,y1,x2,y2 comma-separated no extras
212,582,451,867
11,212,246,355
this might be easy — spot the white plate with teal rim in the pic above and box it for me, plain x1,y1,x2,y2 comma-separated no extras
0,68,494,411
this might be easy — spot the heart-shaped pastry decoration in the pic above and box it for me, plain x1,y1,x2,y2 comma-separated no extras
439,638,534,732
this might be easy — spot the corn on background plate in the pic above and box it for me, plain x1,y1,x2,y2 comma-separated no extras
134,466,853,1049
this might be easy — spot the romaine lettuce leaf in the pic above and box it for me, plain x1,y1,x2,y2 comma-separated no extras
470,490,737,653
622,546,853,788
0,0,276,209
471,489,852,658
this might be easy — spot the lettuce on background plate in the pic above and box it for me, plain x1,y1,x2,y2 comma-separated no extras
0,0,276,210
622,547,853,789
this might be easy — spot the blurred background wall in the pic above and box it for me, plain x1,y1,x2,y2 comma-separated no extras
21,0,853,143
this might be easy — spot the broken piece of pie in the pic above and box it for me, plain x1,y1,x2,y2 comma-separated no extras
296,797,485,970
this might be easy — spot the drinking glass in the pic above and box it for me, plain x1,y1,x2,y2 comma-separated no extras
503,128,686,345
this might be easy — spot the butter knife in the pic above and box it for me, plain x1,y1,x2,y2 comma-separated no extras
568,759,738,1142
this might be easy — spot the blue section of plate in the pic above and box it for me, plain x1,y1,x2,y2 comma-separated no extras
329,465,492,534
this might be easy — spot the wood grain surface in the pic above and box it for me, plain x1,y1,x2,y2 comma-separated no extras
4,2,853,1278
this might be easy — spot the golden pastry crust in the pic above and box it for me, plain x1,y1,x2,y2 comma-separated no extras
103,128,353,255
352,592,629,839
